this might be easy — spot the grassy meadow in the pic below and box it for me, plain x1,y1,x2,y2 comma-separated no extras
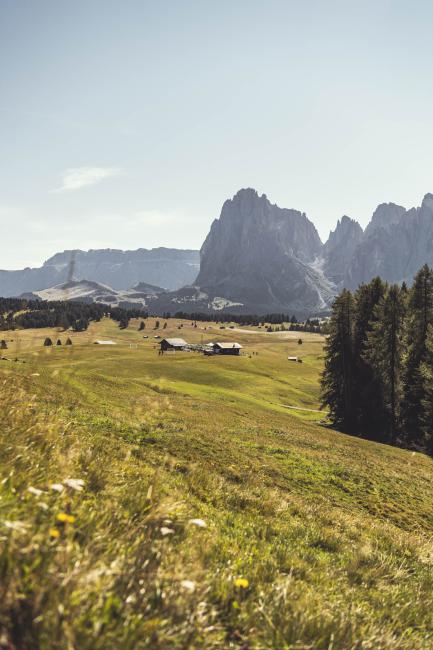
1,317,433,648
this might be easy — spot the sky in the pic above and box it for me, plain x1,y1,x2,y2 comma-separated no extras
1,0,433,269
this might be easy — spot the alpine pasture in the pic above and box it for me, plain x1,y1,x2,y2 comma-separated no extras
1,317,433,649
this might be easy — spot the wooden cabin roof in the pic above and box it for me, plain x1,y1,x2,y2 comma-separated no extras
161,338,188,347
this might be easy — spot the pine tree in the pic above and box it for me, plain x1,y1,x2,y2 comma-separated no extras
72,318,89,332
321,290,356,433
420,324,433,451
352,277,386,436
58,313,70,331
353,278,386,353
364,285,405,442
401,264,433,447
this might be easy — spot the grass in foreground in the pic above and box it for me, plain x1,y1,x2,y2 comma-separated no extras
1,318,433,649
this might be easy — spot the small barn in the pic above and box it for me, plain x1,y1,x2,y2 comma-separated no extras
160,338,187,352
212,342,242,356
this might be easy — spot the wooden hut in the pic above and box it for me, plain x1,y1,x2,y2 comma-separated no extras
212,342,242,356
159,338,187,352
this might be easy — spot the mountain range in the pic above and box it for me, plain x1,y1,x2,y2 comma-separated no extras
2,189,433,315
0,248,199,297
21,279,165,309
151,189,433,316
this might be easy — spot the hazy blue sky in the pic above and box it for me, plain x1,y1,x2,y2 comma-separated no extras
1,0,433,268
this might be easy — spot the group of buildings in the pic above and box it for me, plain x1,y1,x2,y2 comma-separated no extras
159,338,242,356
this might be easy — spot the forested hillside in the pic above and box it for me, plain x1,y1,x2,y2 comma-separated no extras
0,297,146,331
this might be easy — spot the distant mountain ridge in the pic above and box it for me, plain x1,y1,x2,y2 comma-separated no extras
343,194,433,289
22,279,165,309
2,189,433,316
0,247,199,298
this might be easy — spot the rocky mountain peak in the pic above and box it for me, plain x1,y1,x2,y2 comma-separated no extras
196,189,326,313
364,202,406,237
199,188,322,266
325,215,363,250
229,187,264,206
421,193,433,211
323,215,363,286
344,194,433,289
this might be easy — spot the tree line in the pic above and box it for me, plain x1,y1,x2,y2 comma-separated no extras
321,264,433,453
172,311,298,325
172,311,323,331
0,297,147,331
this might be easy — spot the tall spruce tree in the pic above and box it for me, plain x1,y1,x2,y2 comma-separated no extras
321,289,356,433
364,285,405,442
352,277,386,436
401,264,433,447
420,324,433,452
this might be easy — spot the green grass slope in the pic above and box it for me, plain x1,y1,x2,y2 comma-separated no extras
1,318,433,649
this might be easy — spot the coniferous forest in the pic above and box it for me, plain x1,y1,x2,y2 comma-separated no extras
0,297,147,331
321,264,433,454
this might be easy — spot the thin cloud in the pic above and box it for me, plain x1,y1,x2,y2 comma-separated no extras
53,167,121,192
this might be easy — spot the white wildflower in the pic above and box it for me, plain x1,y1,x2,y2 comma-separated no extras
50,483,64,493
64,478,85,491
180,580,196,592
4,520,28,532
28,486,43,496
188,518,207,528
126,594,137,604
160,527,175,536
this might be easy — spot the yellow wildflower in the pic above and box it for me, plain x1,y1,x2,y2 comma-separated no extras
234,577,249,589
56,513,75,524
49,528,60,539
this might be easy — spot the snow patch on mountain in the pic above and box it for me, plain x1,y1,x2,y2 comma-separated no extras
30,280,155,308
305,257,337,310
210,297,244,311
